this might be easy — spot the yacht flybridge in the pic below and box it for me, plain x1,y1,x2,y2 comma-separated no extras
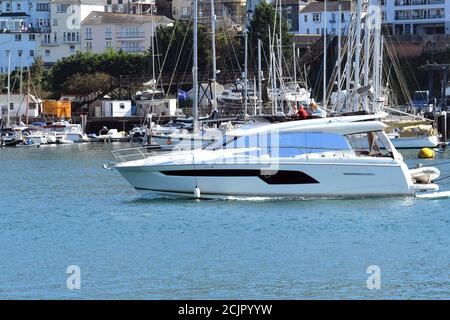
106,115,442,199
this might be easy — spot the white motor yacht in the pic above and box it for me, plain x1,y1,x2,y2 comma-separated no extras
107,115,441,199
44,121,90,144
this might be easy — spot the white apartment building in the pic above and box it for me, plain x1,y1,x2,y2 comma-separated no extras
80,11,172,53
38,0,106,65
371,0,450,35
104,0,154,14
0,0,51,73
297,1,353,36
172,0,246,27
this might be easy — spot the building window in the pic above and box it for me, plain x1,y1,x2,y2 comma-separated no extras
86,42,92,51
306,28,310,34
105,27,112,39
30,50,35,57
29,34,36,41
313,13,321,22
15,34,21,41
70,45,75,52
304,15,307,22
53,19,58,26
45,50,50,56
37,3,49,11
57,4,70,13
330,13,336,22
18,50,23,57
85,28,92,39
106,41,112,48
380,0,385,5
287,19,292,29
182,7,189,16
6,3,11,12
17,3,21,10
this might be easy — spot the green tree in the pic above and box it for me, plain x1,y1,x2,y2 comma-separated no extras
248,0,293,71
49,50,151,95
62,72,113,95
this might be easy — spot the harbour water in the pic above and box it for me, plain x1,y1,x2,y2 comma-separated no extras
0,143,449,299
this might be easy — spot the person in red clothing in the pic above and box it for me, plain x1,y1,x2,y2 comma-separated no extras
297,105,309,120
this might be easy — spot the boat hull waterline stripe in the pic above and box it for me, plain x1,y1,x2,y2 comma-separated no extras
160,169,319,184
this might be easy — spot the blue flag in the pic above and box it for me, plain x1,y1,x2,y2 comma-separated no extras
177,89,187,101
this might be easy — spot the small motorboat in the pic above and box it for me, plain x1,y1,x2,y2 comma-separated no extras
90,129,128,142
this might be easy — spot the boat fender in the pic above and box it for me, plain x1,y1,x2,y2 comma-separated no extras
194,186,201,199
418,148,434,159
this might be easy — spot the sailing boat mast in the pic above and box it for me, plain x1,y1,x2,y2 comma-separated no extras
150,2,156,91
293,42,297,108
6,50,11,128
210,0,217,112
345,15,353,110
26,68,30,125
278,0,282,81
337,4,342,91
354,0,363,111
192,0,199,132
363,6,371,111
243,27,248,122
323,0,327,108
257,38,262,115
269,27,275,114
19,54,23,123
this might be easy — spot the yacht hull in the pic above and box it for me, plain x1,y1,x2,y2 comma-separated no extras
115,160,414,199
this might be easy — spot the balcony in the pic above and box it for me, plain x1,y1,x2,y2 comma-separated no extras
118,46,146,53
41,39,59,46
395,0,445,6
395,10,445,21
116,32,145,39
427,14,445,19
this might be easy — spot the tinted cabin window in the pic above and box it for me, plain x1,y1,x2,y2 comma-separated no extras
228,132,351,157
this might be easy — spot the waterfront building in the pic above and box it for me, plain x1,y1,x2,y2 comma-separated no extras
371,0,450,36
0,93,42,118
274,0,309,33
104,0,155,14
38,0,106,66
296,1,353,36
171,0,246,28
0,0,51,73
80,11,172,53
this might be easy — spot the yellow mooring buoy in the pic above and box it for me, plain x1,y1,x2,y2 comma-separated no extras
418,148,435,159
